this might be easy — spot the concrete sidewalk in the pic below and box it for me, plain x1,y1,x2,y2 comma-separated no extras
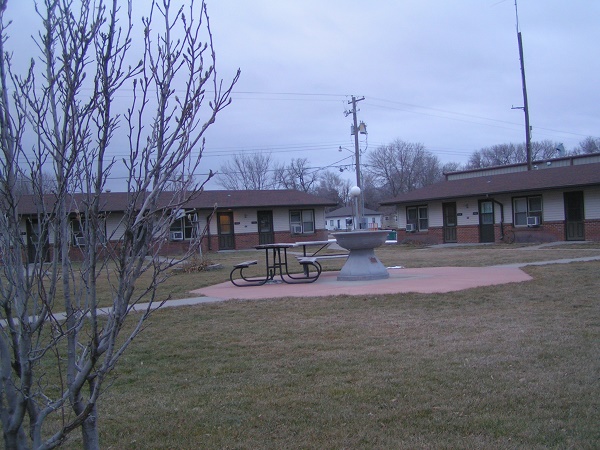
191,266,533,301
186,254,600,303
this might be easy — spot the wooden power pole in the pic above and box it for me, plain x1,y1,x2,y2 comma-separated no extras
515,0,532,170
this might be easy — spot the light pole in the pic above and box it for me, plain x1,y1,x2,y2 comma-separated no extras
349,186,361,230
345,95,367,228
339,143,366,229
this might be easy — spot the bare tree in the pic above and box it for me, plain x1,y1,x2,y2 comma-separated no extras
466,143,522,168
365,139,443,197
466,140,563,169
574,136,600,154
216,152,275,189
0,0,239,448
313,170,350,207
273,157,318,192
11,172,57,196
441,161,463,174
360,171,383,210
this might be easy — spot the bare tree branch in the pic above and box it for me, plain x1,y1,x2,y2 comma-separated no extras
0,1,239,448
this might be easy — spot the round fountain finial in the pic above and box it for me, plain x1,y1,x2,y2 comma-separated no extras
349,185,361,198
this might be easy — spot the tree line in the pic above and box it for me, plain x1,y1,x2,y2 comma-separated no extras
215,136,600,210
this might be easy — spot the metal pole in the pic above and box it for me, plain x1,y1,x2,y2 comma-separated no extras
349,95,365,227
515,1,531,170
517,31,532,171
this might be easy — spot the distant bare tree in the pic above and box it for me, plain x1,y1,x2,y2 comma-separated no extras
273,157,318,192
466,140,563,169
466,143,521,168
12,172,57,196
365,139,443,197
574,136,600,154
216,152,275,189
441,161,463,174
313,170,351,207
0,0,239,448
361,172,383,210
531,140,565,160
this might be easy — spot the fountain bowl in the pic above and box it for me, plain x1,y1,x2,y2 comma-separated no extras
333,229,389,250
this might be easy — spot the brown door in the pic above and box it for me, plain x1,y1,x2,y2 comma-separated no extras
478,200,495,243
564,191,585,241
443,202,457,243
257,210,274,245
217,212,235,250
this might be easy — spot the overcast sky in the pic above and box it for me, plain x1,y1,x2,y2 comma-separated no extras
200,0,600,187
5,1,600,190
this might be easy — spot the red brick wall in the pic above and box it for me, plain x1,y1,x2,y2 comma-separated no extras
584,219,600,241
457,225,480,243
395,219,600,245
398,227,444,245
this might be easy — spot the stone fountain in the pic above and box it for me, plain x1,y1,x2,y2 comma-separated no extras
333,229,389,281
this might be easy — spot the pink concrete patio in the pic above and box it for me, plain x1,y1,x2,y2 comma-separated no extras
191,266,532,301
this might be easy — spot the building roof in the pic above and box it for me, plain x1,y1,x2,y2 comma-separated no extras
325,206,381,218
380,162,600,205
16,190,338,214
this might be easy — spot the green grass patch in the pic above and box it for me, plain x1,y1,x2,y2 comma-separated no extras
53,253,600,449
6,243,600,448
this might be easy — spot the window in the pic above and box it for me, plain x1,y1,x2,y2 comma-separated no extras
513,196,542,226
71,214,107,245
290,209,315,234
72,217,86,246
170,215,195,239
406,206,428,231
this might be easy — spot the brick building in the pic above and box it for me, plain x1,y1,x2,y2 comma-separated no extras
18,190,338,261
381,153,600,244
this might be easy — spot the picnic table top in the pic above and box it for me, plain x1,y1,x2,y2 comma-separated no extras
255,243,296,249
292,239,336,247
255,239,336,250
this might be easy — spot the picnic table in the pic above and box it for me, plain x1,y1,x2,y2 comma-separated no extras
229,243,321,287
229,239,347,287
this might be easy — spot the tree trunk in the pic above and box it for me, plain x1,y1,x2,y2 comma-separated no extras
81,405,100,450
3,426,29,450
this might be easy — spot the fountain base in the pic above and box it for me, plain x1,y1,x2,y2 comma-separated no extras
333,230,390,281
337,248,389,281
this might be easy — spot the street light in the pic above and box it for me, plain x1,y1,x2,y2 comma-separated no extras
338,146,360,189
339,143,366,229
349,185,361,230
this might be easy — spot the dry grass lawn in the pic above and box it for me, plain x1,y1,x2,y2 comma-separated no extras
47,242,600,449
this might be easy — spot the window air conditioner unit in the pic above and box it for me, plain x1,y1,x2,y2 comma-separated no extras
405,223,416,232
526,216,540,227
291,225,302,234
75,236,87,246
170,231,184,241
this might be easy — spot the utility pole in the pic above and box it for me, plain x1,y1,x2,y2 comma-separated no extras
346,95,365,227
515,0,532,170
